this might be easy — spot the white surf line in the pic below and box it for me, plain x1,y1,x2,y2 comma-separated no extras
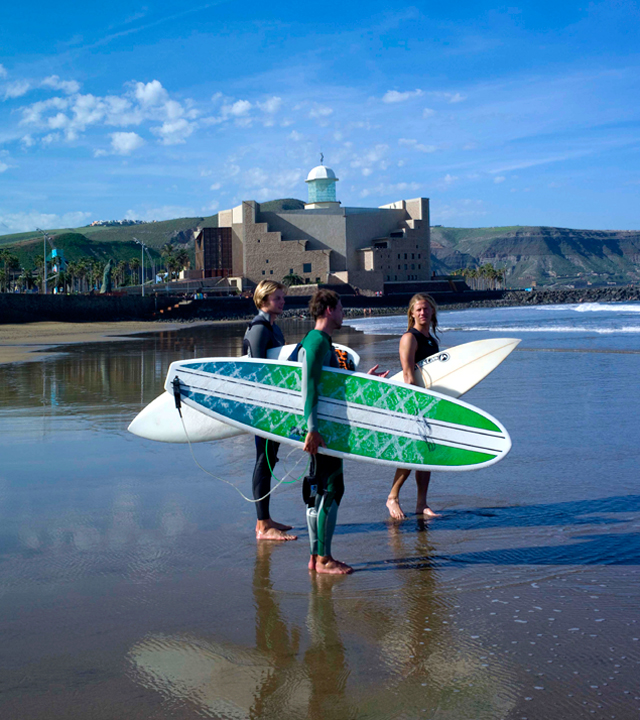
175,370,506,455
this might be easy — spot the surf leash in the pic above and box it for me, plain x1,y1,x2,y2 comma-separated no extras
172,376,307,503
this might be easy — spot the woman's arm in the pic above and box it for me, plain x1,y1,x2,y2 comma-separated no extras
399,332,418,385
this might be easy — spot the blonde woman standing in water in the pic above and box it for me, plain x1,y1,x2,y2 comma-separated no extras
386,293,442,520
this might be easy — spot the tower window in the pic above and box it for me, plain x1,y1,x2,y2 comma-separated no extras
303,263,312,273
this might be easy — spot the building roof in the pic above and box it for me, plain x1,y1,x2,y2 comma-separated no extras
305,165,338,182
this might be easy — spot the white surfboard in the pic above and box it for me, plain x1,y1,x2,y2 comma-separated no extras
389,337,520,397
128,343,360,443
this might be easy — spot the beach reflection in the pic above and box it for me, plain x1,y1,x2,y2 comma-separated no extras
128,529,516,720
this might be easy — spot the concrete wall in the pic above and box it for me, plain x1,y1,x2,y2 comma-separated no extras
258,208,348,269
0,293,174,324
242,202,331,284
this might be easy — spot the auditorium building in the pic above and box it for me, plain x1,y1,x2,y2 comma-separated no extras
194,163,431,293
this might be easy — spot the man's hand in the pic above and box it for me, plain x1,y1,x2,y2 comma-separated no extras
303,430,326,455
367,364,390,378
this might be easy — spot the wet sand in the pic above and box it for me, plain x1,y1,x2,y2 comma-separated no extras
1,320,639,719
0,320,215,365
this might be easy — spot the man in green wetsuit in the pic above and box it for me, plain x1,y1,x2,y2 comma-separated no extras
300,289,387,575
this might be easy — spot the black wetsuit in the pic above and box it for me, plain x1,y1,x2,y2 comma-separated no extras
407,327,439,363
244,311,285,521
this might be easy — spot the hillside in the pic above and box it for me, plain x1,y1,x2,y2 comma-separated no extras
5,232,163,270
2,205,639,287
430,226,640,288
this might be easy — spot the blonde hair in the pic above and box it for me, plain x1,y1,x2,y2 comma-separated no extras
407,293,438,334
253,280,285,311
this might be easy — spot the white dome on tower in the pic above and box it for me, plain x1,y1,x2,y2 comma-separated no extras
306,165,338,183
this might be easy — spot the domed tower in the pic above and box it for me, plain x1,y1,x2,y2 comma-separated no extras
305,162,340,210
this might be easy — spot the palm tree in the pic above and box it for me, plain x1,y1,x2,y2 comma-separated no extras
18,268,35,292
129,257,140,285
115,260,128,287
282,273,304,287
174,248,190,279
161,242,176,279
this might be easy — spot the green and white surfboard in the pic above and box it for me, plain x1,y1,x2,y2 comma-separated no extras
165,358,511,472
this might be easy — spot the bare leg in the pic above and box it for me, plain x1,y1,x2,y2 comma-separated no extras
315,555,353,575
256,519,297,541
415,471,441,518
387,468,411,519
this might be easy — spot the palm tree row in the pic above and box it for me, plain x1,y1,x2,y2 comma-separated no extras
453,263,507,290
160,243,191,281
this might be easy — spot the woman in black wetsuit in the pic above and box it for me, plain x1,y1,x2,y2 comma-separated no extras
244,280,297,541
386,293,442,520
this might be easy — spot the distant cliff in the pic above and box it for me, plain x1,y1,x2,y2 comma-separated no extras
431,226,640,288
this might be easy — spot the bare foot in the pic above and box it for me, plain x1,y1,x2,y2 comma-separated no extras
386,496,406,520
270,520,293,531
417,505,441,518
309,555,316,571
315,556,353,575
256,527,297,541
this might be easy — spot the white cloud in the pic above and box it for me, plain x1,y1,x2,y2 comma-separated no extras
4,81,31,100
257,96,282,114
42,133,61,145
151,118,194,145
203,201,219,212
289,130,303,142
308,105,333,119
422,108,436,118
41,75,80,94
224,99,252,117
350,143,389,172
0,210,92,233
0,64,7,78
382,89,423,104
438,174,458,188
494,176,506,184
20,135,34,147
434,199,486,222
360,181,421,198
0,162,9,172
430,91,467,103
398,138,437,153
134,79,168,106
110,131,145,155
209,182,221,191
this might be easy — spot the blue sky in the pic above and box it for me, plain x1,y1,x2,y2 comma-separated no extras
1,0,639,232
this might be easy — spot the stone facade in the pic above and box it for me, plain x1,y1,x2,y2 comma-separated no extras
216,195,430,292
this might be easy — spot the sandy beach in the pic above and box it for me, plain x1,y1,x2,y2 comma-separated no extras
0,320,210,365
1,306,639,719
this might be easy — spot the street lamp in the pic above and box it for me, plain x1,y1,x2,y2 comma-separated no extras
133,237,146,297
36,228,49,294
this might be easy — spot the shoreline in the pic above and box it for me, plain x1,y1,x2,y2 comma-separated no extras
2,286,638,365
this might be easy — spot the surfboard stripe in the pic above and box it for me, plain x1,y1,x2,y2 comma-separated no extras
183,390,497,468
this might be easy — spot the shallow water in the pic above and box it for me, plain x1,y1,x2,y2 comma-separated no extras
1,309,639,719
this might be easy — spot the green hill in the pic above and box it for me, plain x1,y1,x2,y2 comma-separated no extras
2,205,639,288
6,232,161,271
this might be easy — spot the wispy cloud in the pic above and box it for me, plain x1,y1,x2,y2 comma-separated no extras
382,89,423,104
4,81,30,100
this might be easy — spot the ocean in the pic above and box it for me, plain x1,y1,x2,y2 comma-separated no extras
0,302,639,719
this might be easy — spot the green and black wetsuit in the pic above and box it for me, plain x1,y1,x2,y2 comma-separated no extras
299,329,344,558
